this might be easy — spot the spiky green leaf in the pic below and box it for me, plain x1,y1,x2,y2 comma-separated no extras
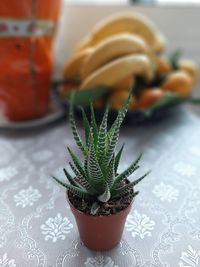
69,94,87,156
80,107,90,146
109,89,132,137
103,118,120,166
67,147,86,179
88,131,105,190
114,143,125,174
52,176,89,198
112,170,150,199
97,107,109,161
112,188,139,199
69,162,98,195
112,153,143,188
132,170,151,186
106,154,115,188
90,103,98,148
63,168,83,189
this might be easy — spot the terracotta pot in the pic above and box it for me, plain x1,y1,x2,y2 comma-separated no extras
67,192,133,251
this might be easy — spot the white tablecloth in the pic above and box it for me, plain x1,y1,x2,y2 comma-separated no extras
0,109,200,266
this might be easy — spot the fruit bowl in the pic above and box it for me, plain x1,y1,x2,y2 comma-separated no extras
56,11,199,125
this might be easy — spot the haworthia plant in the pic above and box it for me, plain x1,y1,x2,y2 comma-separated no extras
53,90,150,215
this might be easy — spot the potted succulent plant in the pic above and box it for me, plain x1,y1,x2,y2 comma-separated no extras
53,91,150,251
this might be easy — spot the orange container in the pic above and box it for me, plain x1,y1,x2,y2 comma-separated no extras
0,1,60,121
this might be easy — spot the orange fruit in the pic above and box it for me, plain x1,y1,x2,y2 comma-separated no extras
133,88,164,109
157,57,171,75
162,70,192,97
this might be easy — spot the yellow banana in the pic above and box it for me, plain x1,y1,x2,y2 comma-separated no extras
81,33,151,79
80,54,152,89
76,12,165,53
63,48,93,80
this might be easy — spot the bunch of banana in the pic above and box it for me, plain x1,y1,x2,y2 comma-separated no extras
75,12,166,53
62,12,199,111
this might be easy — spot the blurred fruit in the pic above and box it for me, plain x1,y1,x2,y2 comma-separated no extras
162,70,192,97
109,90,134,110
133,88,164,109
80,54,152,89
93,98,106,109
63,48,93,80
178,59,199,85
82,33,151,79
114,75,135,91
157,57,171,75
75,12,166,53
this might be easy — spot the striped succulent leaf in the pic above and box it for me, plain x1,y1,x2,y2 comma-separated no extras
88,130,105,188
97,107,108,161
80,107,90,146
112,171,150,199
52,90,150,215
90,103,98,148
69,107,87,157
67,147,87,179
103,118,120,166
63,168,83,189
52,176,89,198
114,143,125,174
108,90,132,137
68,162,93,193
106,154,115,188
113,153,143,187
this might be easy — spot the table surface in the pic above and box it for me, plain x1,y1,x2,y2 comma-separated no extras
1,108,200,267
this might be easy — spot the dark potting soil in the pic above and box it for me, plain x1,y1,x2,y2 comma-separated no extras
68,184,134,216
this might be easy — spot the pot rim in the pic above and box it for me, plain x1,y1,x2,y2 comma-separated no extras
66,190,134,218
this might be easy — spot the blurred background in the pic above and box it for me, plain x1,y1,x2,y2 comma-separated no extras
55,1,200,117
1,0,200,124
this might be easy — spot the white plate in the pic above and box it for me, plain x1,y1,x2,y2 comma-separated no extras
0,97,65,129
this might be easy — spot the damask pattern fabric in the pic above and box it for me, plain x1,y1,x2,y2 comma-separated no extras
0,110,200,267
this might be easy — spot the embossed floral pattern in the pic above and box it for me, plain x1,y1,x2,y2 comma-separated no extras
174,162,196,177
84,256,118,267
179,245,200,267
0,253,16,267
0,167,17,182
40,213,73,242
125,210,155,239
152,182,179,202
14,186,41,208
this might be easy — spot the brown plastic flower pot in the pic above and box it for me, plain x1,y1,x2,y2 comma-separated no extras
67,192,133,251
